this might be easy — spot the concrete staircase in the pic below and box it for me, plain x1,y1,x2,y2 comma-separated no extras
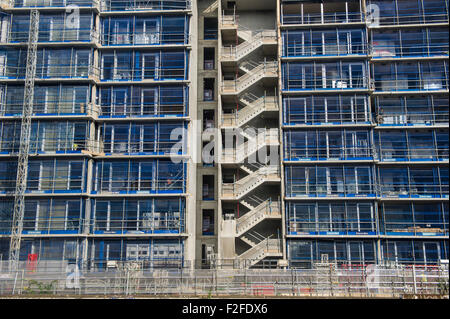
221,60,278,95
222,165,280,199
237,235,283,268
220,11,282,269
222,30,277,62
221,129,279,163
222,94,278,128
236,198,281,236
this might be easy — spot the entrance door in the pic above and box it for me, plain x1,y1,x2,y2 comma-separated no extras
349,63,365,88
424,242,440,265
102,54,114,80
142,88,157,115
142,53,158,80
113,20,130,45
338,31,350,55
144,19,160,44
112,88,128,116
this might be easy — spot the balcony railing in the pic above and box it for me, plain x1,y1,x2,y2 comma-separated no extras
0,102,97,116
12,0,99,8
374,77,449,92
220,14,237,27
377,148,448,162
94,179,185,194
0,178,85,194
100,0,191,11
99,141,183,155
372,43,449,59
375,12,449,26
100,67,185,82
381,222,448,236
287,220,376,234
285,146,374,161
0,65,99,80
283,43,367,57
379,184,448,198
286,182,376,198
0,138,101,154
284,110,371,125
100,32,189,46
283,76,369,91
0,218,84,234
376,112,449,126
2,29,98,44
92,217,184,234
99,104,186,118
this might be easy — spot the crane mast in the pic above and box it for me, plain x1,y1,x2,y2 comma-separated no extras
9,9,40,269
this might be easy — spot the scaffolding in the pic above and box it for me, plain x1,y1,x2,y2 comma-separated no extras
0,261,447,298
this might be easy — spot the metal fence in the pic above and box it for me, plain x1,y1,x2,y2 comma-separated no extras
0,261,448,298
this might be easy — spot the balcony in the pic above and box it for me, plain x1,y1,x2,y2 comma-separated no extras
100,51,187,82
99,123,185,155
380,202,448,236
368,0,449,26
284,165,375,198
93,160,185,195
281,29,367,58
282,61,369,92
100,16,189,46
98,85,187,118
286,201,376,236
0,198,85,235
286,182,376,198
282,95,371,126
374,95,448,127
11,0,99,8
281,1,363,26
371,28,449,59
91,198,185,235
379,166,448,199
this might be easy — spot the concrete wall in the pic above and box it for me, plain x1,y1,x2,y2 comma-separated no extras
194,0,220,269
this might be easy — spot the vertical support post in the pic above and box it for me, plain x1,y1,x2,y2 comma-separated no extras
20,269,24,295
244,266,247,295
291,268,295,296
329,265,333,297
412,265,417,296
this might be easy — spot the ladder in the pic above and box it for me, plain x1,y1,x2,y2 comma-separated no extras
9,9,39,269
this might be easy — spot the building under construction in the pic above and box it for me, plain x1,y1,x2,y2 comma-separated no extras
0,0,448,273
